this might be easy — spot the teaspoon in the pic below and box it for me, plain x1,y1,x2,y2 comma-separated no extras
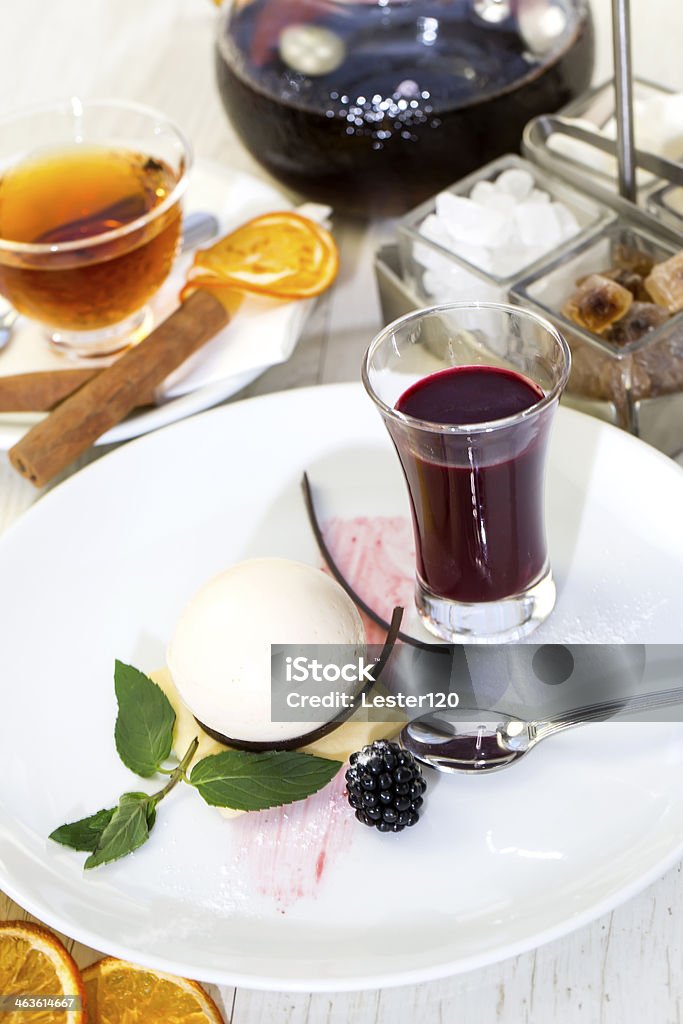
0,308,18,353
400,686,683,774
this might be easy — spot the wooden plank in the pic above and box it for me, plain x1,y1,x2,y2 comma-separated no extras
1,3,683,1024
230,867,683,1023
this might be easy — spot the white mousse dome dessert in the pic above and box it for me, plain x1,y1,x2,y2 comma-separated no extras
166,558,365,750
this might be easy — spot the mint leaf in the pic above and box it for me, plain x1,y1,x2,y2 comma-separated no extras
114,660,176,778
84,794,151,870
120,791,157,829
190,750,342,811
49,808,115,852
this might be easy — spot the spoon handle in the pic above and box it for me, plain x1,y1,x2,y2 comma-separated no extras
534,685,683,740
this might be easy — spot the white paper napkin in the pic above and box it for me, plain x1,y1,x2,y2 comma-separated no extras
0,162,330,407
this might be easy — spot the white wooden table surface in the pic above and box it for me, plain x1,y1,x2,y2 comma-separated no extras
1,1,683,1021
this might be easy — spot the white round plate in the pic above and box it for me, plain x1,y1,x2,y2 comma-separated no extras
1,384,683,991
0,159,302,449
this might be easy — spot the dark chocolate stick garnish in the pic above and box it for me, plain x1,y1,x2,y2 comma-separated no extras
301,472,442,652
370,605,403,683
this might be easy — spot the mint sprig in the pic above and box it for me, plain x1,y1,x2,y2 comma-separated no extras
50,737,199,869
50,661,344,870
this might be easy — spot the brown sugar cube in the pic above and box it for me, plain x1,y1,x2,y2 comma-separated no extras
606,301,669,346
562,273,633,334
645,251,683,313
613,243,655,277
635,330,683,397
577,268,650,302
606,268,651,302
567,338,651,427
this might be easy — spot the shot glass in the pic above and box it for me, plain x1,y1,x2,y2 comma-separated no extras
0,98,191,357
362,302,571,643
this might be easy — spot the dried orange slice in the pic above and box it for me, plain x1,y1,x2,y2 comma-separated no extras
188,210,339,300
178,278,245,310
82,957,225,1024
0,920,86,1023
178,278,244,312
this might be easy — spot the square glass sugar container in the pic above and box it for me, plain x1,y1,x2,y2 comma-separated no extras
647,182,683,235
536,77,679,197
511,221,683,434
397,154,613,307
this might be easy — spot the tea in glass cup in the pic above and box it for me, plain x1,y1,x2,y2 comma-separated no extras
0,99,191,357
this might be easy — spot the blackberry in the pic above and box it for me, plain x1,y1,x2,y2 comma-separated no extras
345,740,427,833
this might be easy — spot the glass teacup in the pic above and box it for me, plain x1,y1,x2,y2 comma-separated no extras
0,98,192,357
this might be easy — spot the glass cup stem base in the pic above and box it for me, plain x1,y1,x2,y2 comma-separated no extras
48,306,153,359
415,567,556,644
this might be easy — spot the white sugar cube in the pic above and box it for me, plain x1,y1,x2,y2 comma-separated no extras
495,167,534,201
480,191,517,216
470,180,498,205
638,94,683,160
422,269,462,301
412,239,453,274
521,244,549,268
422,266,495,304
417,170,582,284
488,244,530,277
420,213,451,247
527,188,550,204
470,178,516,216
423,264,505,303
513,200,563,247
413,214,454,272
551,202,580,239
547,118,615,176
448,239,494,272
435,191,507,247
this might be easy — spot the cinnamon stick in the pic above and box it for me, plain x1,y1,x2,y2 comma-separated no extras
9,290,229,487
0,369,100,412
0,368,161,412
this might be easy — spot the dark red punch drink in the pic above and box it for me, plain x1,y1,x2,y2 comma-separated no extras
215,0,593,216
364,303,569,641
395,366,548,603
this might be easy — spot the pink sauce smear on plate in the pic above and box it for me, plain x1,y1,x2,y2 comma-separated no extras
231,515,413,909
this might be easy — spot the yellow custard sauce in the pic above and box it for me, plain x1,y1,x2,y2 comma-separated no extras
151,667,402,819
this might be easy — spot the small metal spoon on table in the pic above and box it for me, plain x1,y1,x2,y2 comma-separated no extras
400,686,683,774
0,211,219,354
0,308,18,353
